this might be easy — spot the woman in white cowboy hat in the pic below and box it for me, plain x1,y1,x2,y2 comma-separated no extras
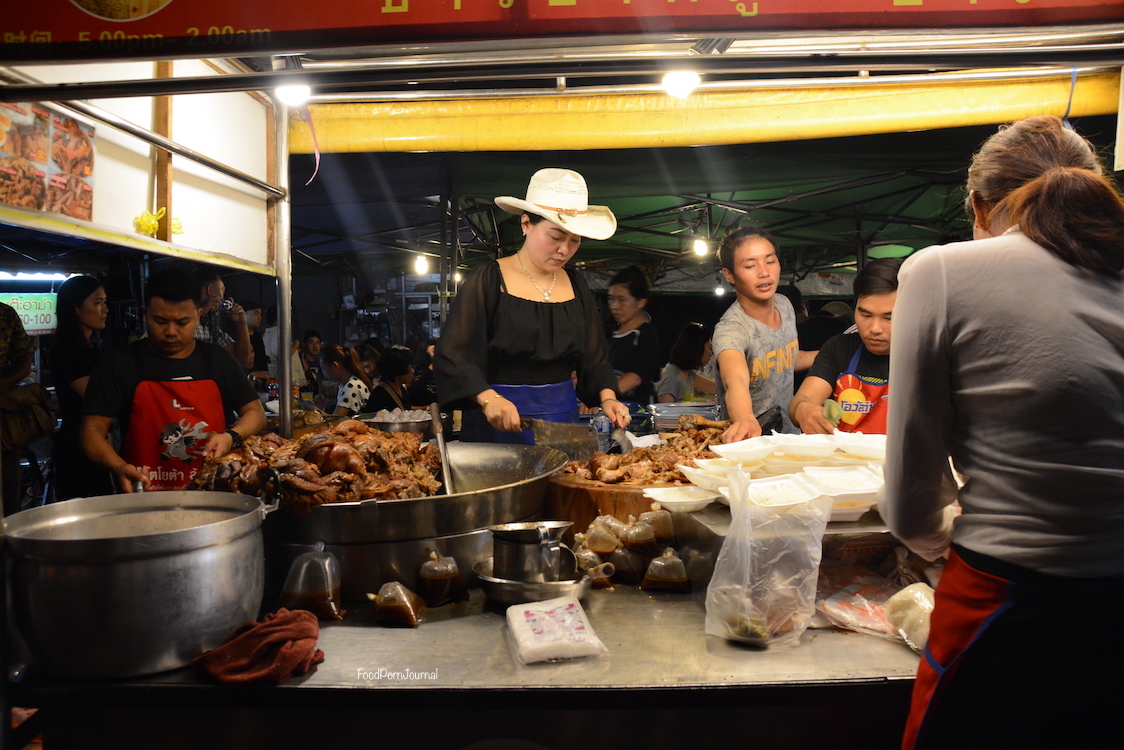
434,168,632,444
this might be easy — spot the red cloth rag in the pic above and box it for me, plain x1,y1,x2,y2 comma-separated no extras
193,608,325,684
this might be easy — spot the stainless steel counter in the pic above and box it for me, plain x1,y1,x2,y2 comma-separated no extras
11,504,920,750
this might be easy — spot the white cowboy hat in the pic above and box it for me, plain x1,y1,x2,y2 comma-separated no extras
494,168,617,241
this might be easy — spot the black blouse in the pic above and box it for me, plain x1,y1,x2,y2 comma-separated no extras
434,261,617,409
608,322,662,405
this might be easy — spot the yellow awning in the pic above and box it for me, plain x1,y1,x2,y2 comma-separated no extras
289,70,1119,153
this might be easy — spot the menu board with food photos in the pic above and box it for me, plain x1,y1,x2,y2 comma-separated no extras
0,103,95,222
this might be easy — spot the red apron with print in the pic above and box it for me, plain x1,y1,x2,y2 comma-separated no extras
122,379,227,491
832,343,889,434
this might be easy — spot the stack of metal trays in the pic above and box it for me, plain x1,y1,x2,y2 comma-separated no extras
649,402,719,431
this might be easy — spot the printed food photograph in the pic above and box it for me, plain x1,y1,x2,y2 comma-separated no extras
51,116,94,177
0,106,49,165
0,156,48,211
46,173,93,221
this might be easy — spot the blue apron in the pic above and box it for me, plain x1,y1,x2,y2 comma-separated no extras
461,380,580,445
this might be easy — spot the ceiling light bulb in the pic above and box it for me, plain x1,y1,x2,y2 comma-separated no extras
414,255,428,275
276,84,311,107
454,272,463,283
715,284,726,296
662,71,701,99
693,238,708,256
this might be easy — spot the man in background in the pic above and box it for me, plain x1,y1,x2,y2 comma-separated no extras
194,266,253,370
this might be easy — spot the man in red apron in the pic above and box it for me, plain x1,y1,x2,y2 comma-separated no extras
81,268,265,492
788,258,902,435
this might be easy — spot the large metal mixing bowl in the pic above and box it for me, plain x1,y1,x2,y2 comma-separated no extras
263,443,567,603
263,442,567,544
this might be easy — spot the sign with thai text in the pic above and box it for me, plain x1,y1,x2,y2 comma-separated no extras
4,293,57,336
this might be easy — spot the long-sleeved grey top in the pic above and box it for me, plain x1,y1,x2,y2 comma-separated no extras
881,229,1124,577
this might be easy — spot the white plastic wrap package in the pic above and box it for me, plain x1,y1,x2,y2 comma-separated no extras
884,582,936,652
705,467,833,648
506,596,609,665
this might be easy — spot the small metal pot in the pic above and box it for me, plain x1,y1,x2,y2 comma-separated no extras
5,489,277,679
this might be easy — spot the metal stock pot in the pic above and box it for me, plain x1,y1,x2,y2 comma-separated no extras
4,489,277,679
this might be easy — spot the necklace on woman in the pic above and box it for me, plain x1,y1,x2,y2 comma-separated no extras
517,252,557,302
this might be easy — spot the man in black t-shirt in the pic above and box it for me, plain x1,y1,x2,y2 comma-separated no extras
789,258,903,435
82,268,265,492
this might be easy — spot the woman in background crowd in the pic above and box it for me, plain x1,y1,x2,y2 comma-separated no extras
655,322,715,403
882,115,1124,749
50,275,115,500
606,265,661,405
364,345,414,412
321,344,371,416
409,338,438,407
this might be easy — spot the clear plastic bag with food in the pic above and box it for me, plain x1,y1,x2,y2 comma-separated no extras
639,502,675,546
619,515,660,556
278,541,343,620
591,514,627,537
505,596,609,664
608,547,650,585
885,582,936,652
704,467,832,647
581,524,622,556
640,547,690,592
368,581,426,628
417,551,468,608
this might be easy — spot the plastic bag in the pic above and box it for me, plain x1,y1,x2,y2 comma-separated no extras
818,571,899,639
639,503,675,546
704,467,832,647
591,514,627,537
582,524,622,556
278,542,343,620
619,515,660,556
506,596,609,664
417,551,468,607
608,547,649,585
885,582,935,652
640,548,690,592
368,582,426,628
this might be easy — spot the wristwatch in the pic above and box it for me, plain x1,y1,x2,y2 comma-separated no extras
225,429,244,450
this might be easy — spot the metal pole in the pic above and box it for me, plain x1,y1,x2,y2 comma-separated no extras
273,99,294,437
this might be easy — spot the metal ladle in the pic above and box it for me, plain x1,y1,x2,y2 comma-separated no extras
430,402,456,495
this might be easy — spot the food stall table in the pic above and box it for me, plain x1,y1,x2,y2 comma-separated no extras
11,584,919,750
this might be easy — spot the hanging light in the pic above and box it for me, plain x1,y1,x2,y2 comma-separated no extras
276,84,311,107
454,271,463,283
715,284,726,296
273,55,311,107
662,71,701,99
692,237,709,256
414,255,429,275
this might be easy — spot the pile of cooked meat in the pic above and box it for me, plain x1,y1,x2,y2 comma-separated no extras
191,419,442,515
562,425,726,485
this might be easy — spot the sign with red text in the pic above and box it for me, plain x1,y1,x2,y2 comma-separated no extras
2,1,1122,63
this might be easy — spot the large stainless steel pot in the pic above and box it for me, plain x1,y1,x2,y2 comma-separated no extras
264,443,567,602
5,490,276,679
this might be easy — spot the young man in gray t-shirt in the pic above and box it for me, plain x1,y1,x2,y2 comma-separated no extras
712,230,817,441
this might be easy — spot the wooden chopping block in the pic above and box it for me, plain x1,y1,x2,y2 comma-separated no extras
546,473,681,545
